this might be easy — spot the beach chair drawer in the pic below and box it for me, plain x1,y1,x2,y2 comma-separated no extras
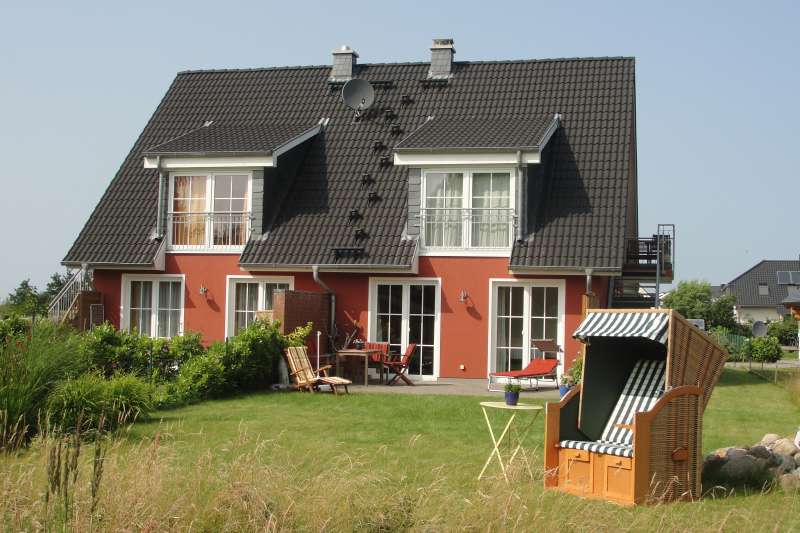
603,455,633,502
558,449,592,494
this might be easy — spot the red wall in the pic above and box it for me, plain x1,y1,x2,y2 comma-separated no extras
92,254,611,379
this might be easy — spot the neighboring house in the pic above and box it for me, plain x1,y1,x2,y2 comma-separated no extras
53,39,671,380
721,260,800,323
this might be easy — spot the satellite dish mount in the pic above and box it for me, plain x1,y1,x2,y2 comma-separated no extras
342,79,375,120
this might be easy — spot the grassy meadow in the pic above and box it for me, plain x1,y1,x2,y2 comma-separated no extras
2,367,800,531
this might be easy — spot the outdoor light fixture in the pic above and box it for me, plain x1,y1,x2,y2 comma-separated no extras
199,285,208,296
459,289,469,303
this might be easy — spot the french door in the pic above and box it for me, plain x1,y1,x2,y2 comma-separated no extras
372,280,440,379
491,281,564,373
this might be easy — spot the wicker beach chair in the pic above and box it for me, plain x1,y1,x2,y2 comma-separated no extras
544,309,728,505
284,346,352,395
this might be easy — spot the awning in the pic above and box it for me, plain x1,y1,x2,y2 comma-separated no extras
573,311,669,345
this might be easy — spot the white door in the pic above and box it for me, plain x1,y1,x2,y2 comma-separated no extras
373,280,440,379
491,282,564,374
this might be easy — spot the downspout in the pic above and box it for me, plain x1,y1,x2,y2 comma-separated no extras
155,156,165,239
312,265,336,339
515,150,524,241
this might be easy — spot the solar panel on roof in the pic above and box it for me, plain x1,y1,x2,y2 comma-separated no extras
792,271,800,284
777,271,791,284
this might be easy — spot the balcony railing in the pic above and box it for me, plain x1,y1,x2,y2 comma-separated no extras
420,208,516,250
168,212,252,249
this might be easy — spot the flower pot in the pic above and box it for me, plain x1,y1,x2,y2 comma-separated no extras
559,385,571,398
504,391,520,406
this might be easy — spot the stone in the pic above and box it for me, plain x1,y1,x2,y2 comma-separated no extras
772,438,800,457
713,447,732,458
725,448,748,461
719,455,773,488
780,473,800,493
777,454,796,475
748,445,773,460
761,433,781,447
795,454,800,468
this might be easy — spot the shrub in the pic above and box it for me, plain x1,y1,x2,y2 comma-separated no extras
170,332,205,363
0,314,28,343
710,326,751,362
0,321,86,448
750,336,783,364
768,316,798,346
174,351,227,403
218,320,287,391
47,373,153,432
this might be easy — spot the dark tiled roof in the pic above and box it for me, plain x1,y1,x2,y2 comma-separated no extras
394,115,557,151
144,122,319,155
724,260,800,308
65,57,637,270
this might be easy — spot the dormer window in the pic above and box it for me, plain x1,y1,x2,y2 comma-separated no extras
421,169,514,251
168,172,251,250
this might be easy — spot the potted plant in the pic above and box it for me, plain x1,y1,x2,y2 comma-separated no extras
559,355,583,397
352,338,365,349
504,383,522,406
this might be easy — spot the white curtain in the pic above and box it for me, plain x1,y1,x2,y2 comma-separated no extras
425,172,463,247
471,172,510,247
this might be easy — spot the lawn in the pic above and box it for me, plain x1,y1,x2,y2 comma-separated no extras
3,368,800,531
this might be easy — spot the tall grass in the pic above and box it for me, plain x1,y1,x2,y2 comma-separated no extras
1,425,799,531
0,321,86,448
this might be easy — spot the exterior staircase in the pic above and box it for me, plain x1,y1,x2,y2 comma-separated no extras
47,269,104,331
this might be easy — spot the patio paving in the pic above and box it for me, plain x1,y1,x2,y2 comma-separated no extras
347,377,561,399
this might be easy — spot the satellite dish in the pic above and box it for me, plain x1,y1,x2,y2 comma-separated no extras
342,79,375,117
752,321,768,337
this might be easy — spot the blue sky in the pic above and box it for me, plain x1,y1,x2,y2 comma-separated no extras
0,1,797,295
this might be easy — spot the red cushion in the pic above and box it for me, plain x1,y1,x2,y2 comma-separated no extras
491,358,557,378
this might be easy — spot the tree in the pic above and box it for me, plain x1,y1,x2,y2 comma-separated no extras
768,315,799,346
2,271,72,318
662,280,737,330
750,336,783,364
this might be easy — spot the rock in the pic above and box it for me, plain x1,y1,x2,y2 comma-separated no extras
778,454,796,474
780,474,800,492
748,445,773,460
772,438,800,457
795,454,800,468
713,447,732,458
725,448,748,461
719,455,774,488
761,433,781,447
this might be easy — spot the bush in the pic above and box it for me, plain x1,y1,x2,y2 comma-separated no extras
750,336,783,364
174,351,227,403
768,316,798,346
710,326,751,362
0,321,86,447
47,373,153,432
0,314,28,344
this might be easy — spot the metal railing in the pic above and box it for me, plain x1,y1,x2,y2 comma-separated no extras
419,208,516,249
48,268,93,323
168,212,252,249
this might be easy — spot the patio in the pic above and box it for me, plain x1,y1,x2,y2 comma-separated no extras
346,377,561,398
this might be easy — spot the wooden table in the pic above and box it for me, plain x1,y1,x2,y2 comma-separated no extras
335,349,383,386
478,401,543,482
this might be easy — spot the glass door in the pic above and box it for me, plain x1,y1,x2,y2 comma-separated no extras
374,281,439,378
495,286,525,371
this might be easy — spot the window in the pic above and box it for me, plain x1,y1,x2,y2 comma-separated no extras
226,277,293,336
169,173,251,249
370,279,440,379
122,276,184,338
491,281,564,373
758,284,769,296
422,169,514,250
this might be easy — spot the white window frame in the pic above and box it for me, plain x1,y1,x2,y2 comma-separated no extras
367,277,442,380
167,170,253,252
420,167,516,256
487,278,566,378
224,275,294,338
120,274,186,339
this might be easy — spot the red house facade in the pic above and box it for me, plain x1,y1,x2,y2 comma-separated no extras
55,40,672,381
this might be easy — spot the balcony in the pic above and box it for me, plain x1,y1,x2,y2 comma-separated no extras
168,212,252,250
622,226,674,282
420,208,516,251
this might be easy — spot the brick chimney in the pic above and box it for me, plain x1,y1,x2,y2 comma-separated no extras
429,38,455,79
330,45,358,82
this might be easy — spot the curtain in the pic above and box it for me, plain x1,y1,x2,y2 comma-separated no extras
425,172,463,247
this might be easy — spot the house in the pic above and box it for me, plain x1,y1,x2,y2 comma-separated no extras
52,39,672,380
720,260,800,323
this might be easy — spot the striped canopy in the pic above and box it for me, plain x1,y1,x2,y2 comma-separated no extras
573,311,670,344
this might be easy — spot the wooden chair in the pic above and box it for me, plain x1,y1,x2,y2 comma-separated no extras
544,309,728,505
284,346,352,395
364,341,390,382
385,343,417,386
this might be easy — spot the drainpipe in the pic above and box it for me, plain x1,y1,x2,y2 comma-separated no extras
312,265,336,341
515,150,524,241
155,156,165,239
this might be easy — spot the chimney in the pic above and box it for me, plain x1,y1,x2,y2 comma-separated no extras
428,38,455,79
330,45,358,82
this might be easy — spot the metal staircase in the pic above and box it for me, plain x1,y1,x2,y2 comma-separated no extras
47,268,103,329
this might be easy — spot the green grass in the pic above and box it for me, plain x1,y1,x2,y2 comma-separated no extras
3,368,800,531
